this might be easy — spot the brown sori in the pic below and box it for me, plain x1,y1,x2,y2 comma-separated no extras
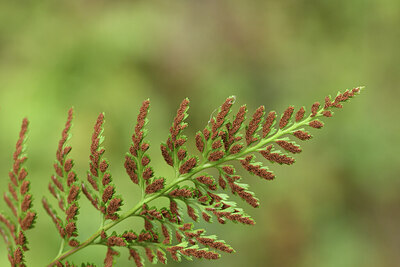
226,105,247,147
260,145,295,165
279,106,294,128
240,155,275,180
211,97,235,139
246,106,265,145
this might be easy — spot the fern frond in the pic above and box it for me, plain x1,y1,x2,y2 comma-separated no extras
43,108,81,250
161,98,198,176
82,113,122,222
41,87,363,266
125,100,153,187
83,113,122,222
0,118,36,266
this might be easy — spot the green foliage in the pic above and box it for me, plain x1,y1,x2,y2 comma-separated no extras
0,88,363,266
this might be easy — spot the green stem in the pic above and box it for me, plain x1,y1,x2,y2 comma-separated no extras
47,108,323,266
137,150,145,201
56,239,65,257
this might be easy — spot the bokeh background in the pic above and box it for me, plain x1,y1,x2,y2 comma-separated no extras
0,1,399,266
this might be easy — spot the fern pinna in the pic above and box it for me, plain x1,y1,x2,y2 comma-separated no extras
0,87,363,266
0,119,36,266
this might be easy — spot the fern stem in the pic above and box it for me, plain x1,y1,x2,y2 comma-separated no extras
47,107,324,266
56,239,65,257
137,150,146,201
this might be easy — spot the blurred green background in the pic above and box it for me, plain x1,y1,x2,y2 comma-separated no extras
0,1,399,266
